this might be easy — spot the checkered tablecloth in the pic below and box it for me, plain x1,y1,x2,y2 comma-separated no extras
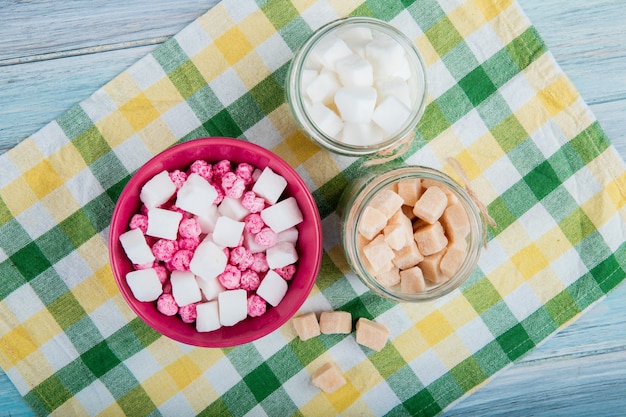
1,0,625,415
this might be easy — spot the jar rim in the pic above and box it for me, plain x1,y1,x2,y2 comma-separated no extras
286,17,428,156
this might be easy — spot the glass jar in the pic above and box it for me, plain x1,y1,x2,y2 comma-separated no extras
285,17,427,156
338,166,485,302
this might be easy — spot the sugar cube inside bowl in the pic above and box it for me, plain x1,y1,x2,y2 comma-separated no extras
108,138,323,347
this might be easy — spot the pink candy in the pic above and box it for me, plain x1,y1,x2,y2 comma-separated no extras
244,213,265,234
179,303,197,323
240,270,261,291
152,239,179,262
221,172,246,199
247,294,266,317
213,159,232,181
169,170,188,190
250,252,269,273
157,293,178,316
242,191,265,213
179,218,201,238
230,246,254,271
167,249,193,271
255,227,278,247
178,236,200,251
274,265,296,281
189,160,213,181
218,264,241,289
236,163,255,186
129,214,148,234
154,265,169,284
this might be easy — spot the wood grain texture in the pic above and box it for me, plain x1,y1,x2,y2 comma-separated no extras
0,0,624,416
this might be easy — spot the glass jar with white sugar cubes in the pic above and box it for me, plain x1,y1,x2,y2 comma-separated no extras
286,17,427,156
337,166,484,302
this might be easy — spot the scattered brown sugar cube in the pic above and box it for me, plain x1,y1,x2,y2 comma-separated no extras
375,267,401,288
400,266,426,293
397,178,422,206
413,221,448,256
412,185,448,224
439,244,466,278
441,203,470,243
292,312,321,341
358,206,387,240
392,240,424,270
319,311,352,334
419,250,447,284
363,235,396,273
369,189,404,219
355,318,389,352
422,179,459,206
312,362,347,394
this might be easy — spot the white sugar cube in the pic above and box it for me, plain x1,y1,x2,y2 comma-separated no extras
334,86,377,124
218,196,250,221
372,95,411,135
338,26,373,56
366,35,406,79
265,241,299,269
302,68,319,86
335,54,374,87
305,70,341,105
212,216,245,248
375,76,412,108
218,289,248,326
195,204,220,234
310,35,353,70
140,170,177,208
175,173,218,216
307,102,344,138
170,270,202,306
261,197,303,233
196,275,225,301
189,239,228,280
394,55,412,80
243,231,267,254
256,270,288,307
341,122,385,146
196,301,221,332
146,208,183,240
126,268,163,302
252,167,288,205
277,227,299,244
119,228,155,265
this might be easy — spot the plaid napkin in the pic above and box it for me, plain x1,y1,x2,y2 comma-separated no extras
1,0,625,415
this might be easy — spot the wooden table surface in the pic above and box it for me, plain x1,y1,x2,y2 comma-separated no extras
1,1,624,415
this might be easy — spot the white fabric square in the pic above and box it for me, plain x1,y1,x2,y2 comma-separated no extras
300,292,333,315
477,237,508,276
519,203,557,241
499,72,534,113
176,20,212,58
391,9,425,40
80,89,118,124
426,59,456,100
53,251,93,290
364,381,401,416
482,154,523,196
504,283,543,322
39,332,79,372
552,247,588,288
281,368,319,409
253,330,289,360
411,348,448,386
4,284,45,322
438,0,466,13
245,405,269,417
162,102,202,138
532,119,567,159
328,337,367,371
465,23,504,64
124,349,161,382
6,368,29,395
562,166,603,207
206,356,241,395
223,0,259,23
30,120,70,158
379,305,414,339
453,108,489,147
456,317,495,354
159,392,195,417
114,134,153,173
66,167,106,207
244,117,283,150
75,380,116,417
127,54,168,90
256,33,294,73
209,68,249,107
0,153,20,189
300,2,338,31
598,213,626,253
15,202,57,240
89,299,129,339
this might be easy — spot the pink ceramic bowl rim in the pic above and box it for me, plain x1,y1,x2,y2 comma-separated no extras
108,137,323,347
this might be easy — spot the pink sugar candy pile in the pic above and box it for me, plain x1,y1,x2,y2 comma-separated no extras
121,157,305,332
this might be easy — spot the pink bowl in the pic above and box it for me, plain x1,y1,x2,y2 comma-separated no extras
108,137,323,347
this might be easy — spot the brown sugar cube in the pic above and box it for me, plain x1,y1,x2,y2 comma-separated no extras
388,210,414,243
413,221,448,256
422,179,459,206
392,240,424,270
319,311,352,334
369,189,405,219
441,203,470,243
375,267,401,288
383,223,408,250
311,362,347,394
292,312,320,341
396,178,422,206
419,250,447,284
358,206,387,240
401,204,417,221
412,185,448,224
363,235,396,273
440,244,466,278
400,266,426,293
355,318,389,352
